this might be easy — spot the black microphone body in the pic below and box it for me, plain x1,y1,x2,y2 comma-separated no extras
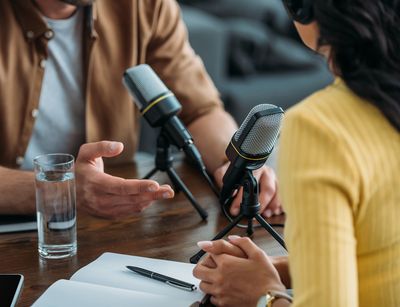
163,116,203,169
220,144,269,202
219,105,284,204
123,65,206,172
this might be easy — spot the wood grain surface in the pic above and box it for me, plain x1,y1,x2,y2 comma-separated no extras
0,155,286,306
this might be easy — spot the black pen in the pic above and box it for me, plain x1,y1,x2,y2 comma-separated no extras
126,266,197,292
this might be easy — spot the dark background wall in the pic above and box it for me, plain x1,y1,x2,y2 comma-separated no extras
138,0,333,153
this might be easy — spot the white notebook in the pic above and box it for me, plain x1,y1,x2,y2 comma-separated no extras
33,252,205,307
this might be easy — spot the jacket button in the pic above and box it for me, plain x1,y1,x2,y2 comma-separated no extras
16,156,24,166
39,59,46,69
32,109,39,118
44,30,54,39
26,31,35,39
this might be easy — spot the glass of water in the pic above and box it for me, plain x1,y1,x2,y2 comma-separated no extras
34,153,77,259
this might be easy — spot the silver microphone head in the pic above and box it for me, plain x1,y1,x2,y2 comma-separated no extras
234,104,284,156
123,64,169,109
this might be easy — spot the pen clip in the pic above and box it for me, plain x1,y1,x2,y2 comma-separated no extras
166,280,197,292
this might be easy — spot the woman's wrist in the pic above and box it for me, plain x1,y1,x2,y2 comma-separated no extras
270,256,291,289
257,290,292,307
259,257,287,299
266,290,292,307
272,297,291,307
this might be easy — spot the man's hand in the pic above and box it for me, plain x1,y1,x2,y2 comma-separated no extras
213,162,282,218
193,236,286,307
75,141,174,219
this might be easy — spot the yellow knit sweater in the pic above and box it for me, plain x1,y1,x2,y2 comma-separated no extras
278,78,400,307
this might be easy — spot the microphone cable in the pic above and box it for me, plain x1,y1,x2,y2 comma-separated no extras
201,169,220,199
198,160,284,229
221,194,285,229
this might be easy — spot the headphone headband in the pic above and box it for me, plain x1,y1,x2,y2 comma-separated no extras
282,0,314,24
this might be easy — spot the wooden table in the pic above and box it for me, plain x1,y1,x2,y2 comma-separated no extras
0,155,286,306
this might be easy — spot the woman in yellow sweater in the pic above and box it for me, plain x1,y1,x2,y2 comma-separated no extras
193,0,400,306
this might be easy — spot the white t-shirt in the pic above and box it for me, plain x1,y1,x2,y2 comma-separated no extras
21,9,85,170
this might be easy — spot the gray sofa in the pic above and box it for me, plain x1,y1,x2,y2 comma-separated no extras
138,2,333,153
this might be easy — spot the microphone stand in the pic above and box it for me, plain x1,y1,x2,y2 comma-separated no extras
144,129,208,220
190,170,286,263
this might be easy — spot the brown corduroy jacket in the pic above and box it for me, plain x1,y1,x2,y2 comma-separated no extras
0,0,222,168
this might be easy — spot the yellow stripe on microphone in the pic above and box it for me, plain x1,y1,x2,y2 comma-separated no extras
141,93,174,115
230,141,269,161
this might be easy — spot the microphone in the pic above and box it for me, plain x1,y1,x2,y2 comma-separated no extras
189,105,286,263
123,64,206,173
220,104,284,204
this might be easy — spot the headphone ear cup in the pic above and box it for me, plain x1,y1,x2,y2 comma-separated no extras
283,0,314,25
298,0,314,24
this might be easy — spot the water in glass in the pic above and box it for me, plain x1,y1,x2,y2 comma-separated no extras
36,170,77,259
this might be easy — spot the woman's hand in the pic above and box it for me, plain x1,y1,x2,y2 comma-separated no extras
197,238,247,269
193,236,286,307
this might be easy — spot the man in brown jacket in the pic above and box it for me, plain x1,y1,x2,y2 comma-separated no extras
0,0,281,219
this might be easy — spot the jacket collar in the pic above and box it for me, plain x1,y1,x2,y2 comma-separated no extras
11,0,49,41
83,3,98,39
11,0,98,41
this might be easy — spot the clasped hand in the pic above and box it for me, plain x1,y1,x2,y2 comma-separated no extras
193,237,286,307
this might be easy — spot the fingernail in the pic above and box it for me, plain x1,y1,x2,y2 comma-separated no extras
231,207,239,215
265,209,272,218
228,235,241,241
147,185,158,192
109,142,120,151
274,209,281,216
197,241,213,249
163,192,172,199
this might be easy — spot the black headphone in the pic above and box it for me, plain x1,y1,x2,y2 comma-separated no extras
282,0,314,24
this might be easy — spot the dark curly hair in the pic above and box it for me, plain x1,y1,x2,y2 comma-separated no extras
314,0,400,131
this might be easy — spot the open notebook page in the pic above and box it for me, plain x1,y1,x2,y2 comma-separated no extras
70,252,204,302
32,279,198,307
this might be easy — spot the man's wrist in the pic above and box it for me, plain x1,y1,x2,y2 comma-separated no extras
215,159,229,171
212,160,229,181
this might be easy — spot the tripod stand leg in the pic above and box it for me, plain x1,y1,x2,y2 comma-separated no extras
164,168,181,193
143,168,158,180
255,214,286,250
166,167,208,220
190,214,243,264
247,218,254,237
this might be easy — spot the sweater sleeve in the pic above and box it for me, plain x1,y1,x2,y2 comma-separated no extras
278,104,360,307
